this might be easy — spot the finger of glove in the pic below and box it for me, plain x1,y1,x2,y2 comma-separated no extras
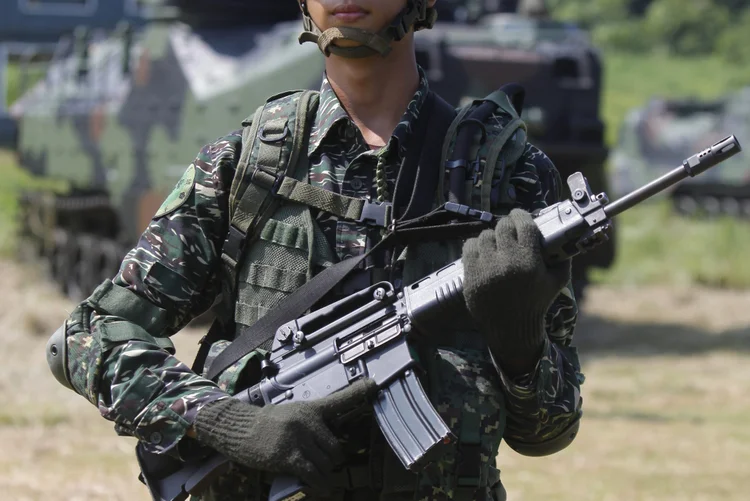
300,438,337,476
475,226,499,254
307,417,346,466
509,209,542,251
461,234,483,268
313,379,377,419
493,213,519,246
290,454,333,496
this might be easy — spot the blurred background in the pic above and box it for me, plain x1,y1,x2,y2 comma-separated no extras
0,0,748,499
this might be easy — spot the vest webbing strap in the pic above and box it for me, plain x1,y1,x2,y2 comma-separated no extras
261,174,372,223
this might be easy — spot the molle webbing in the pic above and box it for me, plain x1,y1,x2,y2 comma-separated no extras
265,175,393,227
221,91,318,290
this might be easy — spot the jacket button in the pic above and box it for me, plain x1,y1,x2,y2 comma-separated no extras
350,178,364,191
149,432,163,445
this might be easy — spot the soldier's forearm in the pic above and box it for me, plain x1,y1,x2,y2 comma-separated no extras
493,339,584,454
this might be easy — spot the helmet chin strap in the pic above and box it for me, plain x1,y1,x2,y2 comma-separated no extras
298,0,437,58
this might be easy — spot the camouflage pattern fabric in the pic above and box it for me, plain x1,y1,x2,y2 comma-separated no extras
308,71,428,262
62,67,584,497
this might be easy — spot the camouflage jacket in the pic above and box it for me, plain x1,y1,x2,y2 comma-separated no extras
63,71,583,465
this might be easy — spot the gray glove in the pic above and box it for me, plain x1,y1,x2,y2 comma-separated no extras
462,209,571,376
193,378,377,493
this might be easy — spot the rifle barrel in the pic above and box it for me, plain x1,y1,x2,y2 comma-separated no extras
604,135,742,219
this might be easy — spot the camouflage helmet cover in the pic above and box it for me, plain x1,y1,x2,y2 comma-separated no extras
297,0,437,58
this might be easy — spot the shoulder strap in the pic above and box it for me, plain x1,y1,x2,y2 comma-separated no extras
221,90,320,279
396,91,457,221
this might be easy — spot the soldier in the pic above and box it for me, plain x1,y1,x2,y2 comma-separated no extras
46,1,583,500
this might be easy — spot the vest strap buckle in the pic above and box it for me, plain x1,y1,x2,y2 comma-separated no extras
357,200,392,228
250,165,285,196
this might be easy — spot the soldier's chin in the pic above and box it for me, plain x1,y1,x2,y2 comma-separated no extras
332,39,364,49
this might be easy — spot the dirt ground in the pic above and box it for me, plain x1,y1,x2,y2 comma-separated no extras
1,258,749,501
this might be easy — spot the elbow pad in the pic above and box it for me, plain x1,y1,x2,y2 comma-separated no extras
506,414,581,457
46,321,74,391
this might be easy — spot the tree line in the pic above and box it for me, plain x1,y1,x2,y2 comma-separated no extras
548,0,750,62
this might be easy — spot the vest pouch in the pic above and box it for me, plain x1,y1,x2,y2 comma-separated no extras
416,347,508,501
233,204,335,330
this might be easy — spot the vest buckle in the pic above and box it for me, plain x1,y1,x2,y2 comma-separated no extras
357,200,392,228
250,165,285,196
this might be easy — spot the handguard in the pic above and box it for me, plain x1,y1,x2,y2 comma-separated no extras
46,321,73,390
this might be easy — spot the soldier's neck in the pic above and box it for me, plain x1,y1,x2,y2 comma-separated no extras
325,42,419,148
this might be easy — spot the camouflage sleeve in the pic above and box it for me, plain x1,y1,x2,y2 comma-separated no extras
495,143,584,450
64,131,244,457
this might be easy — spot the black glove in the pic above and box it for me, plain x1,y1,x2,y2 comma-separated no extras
462,209,571,376
193,378,377,493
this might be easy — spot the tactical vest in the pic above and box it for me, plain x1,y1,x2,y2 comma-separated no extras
199,87,529,501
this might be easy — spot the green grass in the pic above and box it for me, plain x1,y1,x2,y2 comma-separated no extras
5,62,46,107
591,200,750,288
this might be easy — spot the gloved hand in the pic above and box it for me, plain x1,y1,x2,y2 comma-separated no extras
193,378,377,493
462,209,571,376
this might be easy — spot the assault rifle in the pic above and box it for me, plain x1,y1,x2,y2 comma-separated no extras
139,136,741,501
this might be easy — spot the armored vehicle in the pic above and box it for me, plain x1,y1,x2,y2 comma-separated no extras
611,87,750,217
11,0,613,301
0,0,146,46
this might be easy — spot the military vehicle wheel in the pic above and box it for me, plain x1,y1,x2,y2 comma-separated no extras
50,230,74,294
98,239,124,284
700,196,722,217
75,235,102,298
64,236,85,302
721,197,741,217
674,195,699,217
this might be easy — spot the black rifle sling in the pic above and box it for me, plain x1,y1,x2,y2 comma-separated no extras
206,92,456,382
398,92,456,221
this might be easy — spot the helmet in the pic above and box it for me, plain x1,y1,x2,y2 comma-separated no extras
297,0,438,58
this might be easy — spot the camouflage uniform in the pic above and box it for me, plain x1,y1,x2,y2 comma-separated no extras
62,69,583,500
